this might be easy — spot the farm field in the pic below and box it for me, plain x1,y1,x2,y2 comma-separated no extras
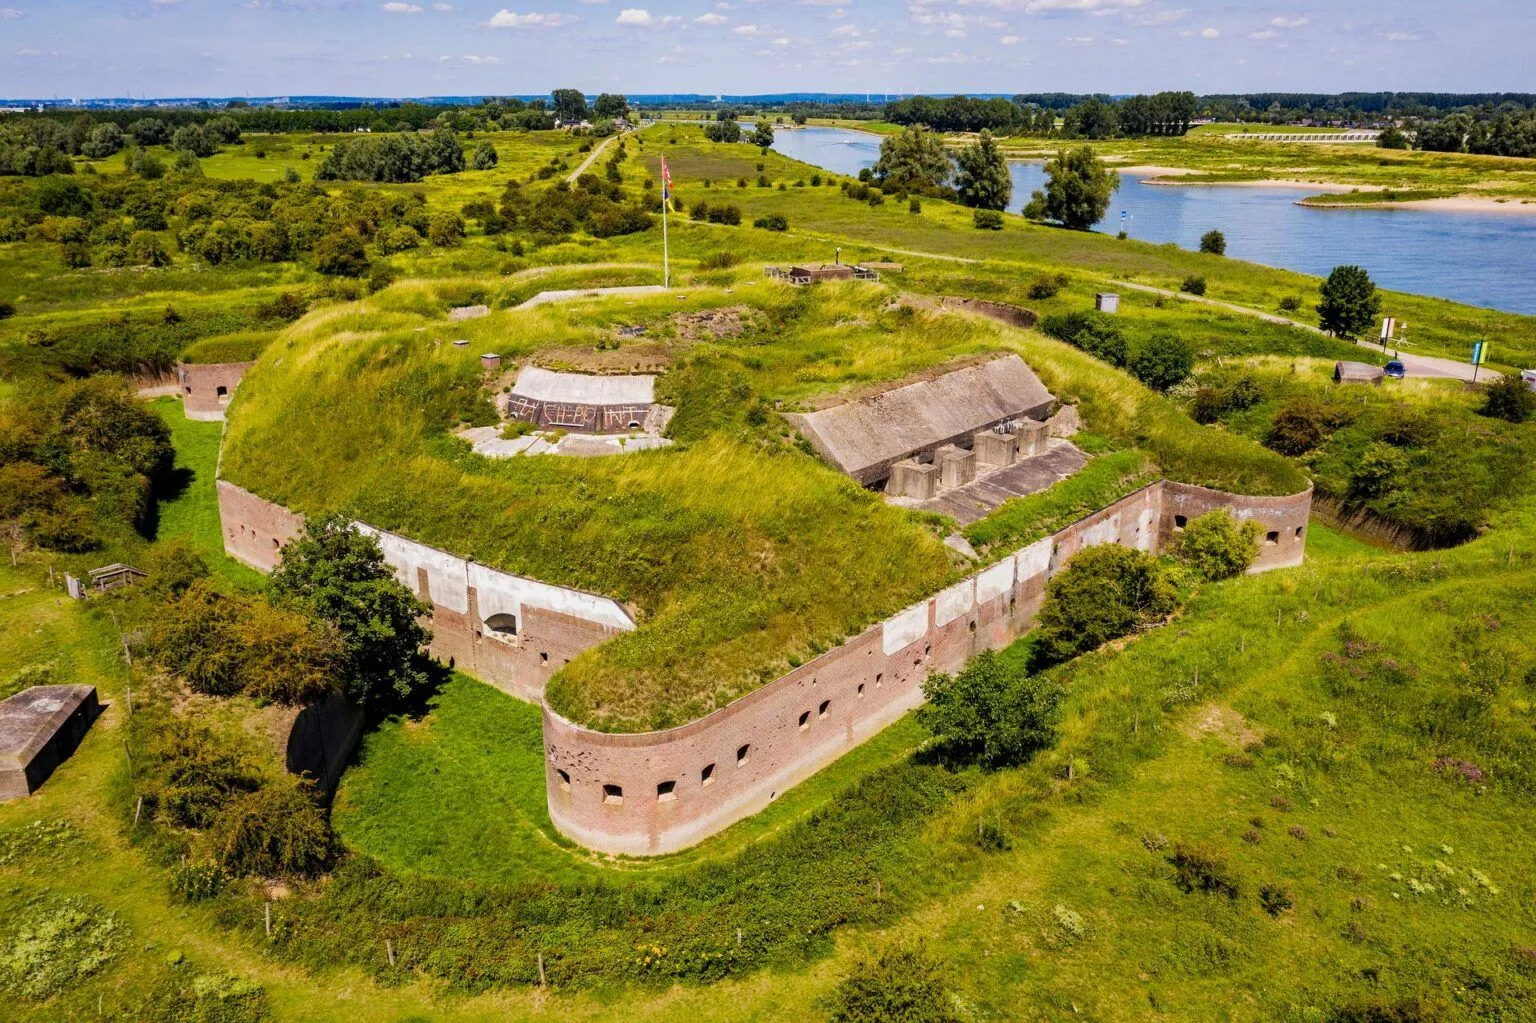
2,120,1536,1023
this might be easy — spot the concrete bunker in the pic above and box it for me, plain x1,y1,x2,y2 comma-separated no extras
1,685,101,801
505,366,660,435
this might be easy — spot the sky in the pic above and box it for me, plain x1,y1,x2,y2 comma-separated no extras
0,0,1530,100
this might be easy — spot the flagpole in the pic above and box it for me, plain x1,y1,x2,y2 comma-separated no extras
662,188,670,289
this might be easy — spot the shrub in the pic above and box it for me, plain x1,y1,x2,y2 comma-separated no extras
1349,442,1407,499
1267,396,1353,455
1190,376,1262,424
919,651,1061,769
1181,274,1207,296
1259,883,1294,916
1039,310,1127,368
752,214,788,232
706,205,741,226
1480,373,1536,424
1199,229,1227,255
0,299,15,320
1326,996,1449,1023
170,861,227,902
1129,334,1195,391
1169,842,1240,898
142,715,263,829
973,209,1004,230
908,197,922,214
426,212,465,247
1175,509,1263,580
1279,294,1303,312
1027,272,1069,300
126,230,171,268
210,782,334,878
690,200,710,221
822,943,959,1023
1033,545,1177,665
313,229,369,277
699,251,738,270
378,225,421,254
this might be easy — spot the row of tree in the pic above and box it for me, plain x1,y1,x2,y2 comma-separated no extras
869,126,1013,210
1381,108,1536,157
313,128,465,183
881,92,1199,139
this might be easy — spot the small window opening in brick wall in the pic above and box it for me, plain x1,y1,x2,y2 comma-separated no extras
1294,526,1304,539
798,710,810,730
875,673,883,688
737,743,750,765
857,683,865,698
656,780,676,803
540,652,549,663
602,784,623,805
701,763,715,786
818,700,830,718
1174,514,1188,530
556,769,571,791
1266,531,1280,545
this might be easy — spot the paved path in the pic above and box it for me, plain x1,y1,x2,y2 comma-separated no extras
565,130,628,184
1108,279,1477,382
515,285,668,310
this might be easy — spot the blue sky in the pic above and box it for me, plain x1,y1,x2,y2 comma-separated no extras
0,0,1528,100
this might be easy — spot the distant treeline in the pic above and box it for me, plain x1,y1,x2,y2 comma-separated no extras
883,92,1199,138
1203,92,1536,121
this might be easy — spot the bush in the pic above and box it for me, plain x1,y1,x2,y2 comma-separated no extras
1129,334,1195,391
1181,274,1207,296
1039,310,1127,368
1480,373,1536,424
1279,294,1303,312
822,943,959,1023
1259,882,1294,916
141,715,262,829
1267,396,1353,456
699,251,738,270
972,208,1003,230
919,651,1061,769
908,197,922,214
1199,229,1227,255
209,782,334,878
1169,842,1239,898
752,213,788,231
0,300,15,320
1175,509,1263,580
1027,272,1069,300
706,205,741,226
426,212,465,247
1190,376,1263,424
169,861,227,902
1033,545,1177,665
690,200,710,221
313,229,369,277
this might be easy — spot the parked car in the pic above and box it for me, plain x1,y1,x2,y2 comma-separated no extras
1384,360,1406,379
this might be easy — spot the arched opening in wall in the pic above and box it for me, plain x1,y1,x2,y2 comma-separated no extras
271,538,279,549
184,386,192,395
968,620,976,633
1174,515,1188,531
818,700,830,719
627,420,642,430
875,673,883,688
736,744,751,765
1294,526,1304,539
1266,531,1280,545
857,683,865,698
656,780,676,803
602,784,624,805
798,711,810,731
216,385,230,405
484,612,519,639
556,769,571,792
701,763,715,786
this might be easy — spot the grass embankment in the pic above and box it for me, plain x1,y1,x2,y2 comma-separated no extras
220,279,1298,732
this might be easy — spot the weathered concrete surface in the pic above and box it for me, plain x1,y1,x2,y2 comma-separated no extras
512,367,655,406
0,686,100,801
448,304,491,321
459,425,673,459
787,355,1056,487
515,285,667,310
902,441,1089,526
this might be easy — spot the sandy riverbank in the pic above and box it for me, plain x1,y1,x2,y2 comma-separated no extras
1299,195,1536,215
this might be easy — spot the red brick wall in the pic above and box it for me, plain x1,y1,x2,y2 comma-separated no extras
543,481,1312,856
178,362,253,421
218,480,305,572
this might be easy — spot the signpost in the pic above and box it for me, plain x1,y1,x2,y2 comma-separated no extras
1471,339,1488,383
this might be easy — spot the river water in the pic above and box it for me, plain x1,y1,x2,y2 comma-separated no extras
763,125,1536,315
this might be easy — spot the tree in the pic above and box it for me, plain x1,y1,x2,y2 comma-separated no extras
953,130,1011,211
593,93,629,120
551,88,590,123
125,145,164,179
127,117,170,146
1316,264,1380,338
1414,114,1469,153
1022,146,1117,229
126,230,171,268
1480,373,1536,424
1033,544,1177,666
270,515,432,710
80,123,125,159
426,211,465,247
823,943,960,1023
1129,334,1195,391
1174,509,1263,580
1376,125,1410,150
919,651,1061,769
1039,310,1127,368
703,119,742,144
471,140,498,170
313,229,369,276
749,121,776,152
1199,229,1226,255
1063,96,1118,139
872,126,950,193
171,123,217,158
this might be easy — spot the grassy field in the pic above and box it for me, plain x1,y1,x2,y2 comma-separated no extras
5,123,1536,1023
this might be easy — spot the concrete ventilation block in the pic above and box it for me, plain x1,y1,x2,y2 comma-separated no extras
934,445,976,488
1095,292,1120,314
887,459,938,500
480,353,502,370
972,430,1016,468
1015,420,1050,459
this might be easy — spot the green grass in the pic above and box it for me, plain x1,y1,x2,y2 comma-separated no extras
177,330,276,364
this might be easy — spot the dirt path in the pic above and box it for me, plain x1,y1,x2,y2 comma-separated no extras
565,130,628,184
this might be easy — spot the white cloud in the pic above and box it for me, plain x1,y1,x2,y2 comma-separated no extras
1271,16,1307,28
17,46,57,56
731,22,763,34
485,9,572,27
615,7,651,23
695,11,726,23
771,35,790,45
1199,26,1218,37
1022,0,1146,13
829,22,857,35
1000,33,1020,43
149,0,182,7
1385,31,1417,40
432,2,455,9
1130,6,1186,24
380,1,422,12
1063,34,1092,42
1248,28,1275,38
0,7,21,16
799,0,848,5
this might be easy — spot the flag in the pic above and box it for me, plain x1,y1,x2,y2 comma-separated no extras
661,157,672,201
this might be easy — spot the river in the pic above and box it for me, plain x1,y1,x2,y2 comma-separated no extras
763,124,1536,315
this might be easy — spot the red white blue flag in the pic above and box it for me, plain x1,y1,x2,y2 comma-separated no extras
661,157,673,200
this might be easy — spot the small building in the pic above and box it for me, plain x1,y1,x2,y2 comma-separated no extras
0,685,100,801
1095,293,1120,314
449,304,491,322
505,366,658,434
769,264,881,286
177,361,254,421
1334,361,1385,386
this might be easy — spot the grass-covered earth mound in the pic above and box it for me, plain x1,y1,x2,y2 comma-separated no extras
221,279,1302,731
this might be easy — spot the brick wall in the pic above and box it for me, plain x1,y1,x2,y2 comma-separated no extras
543,481,1313,856
178,362,254,421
